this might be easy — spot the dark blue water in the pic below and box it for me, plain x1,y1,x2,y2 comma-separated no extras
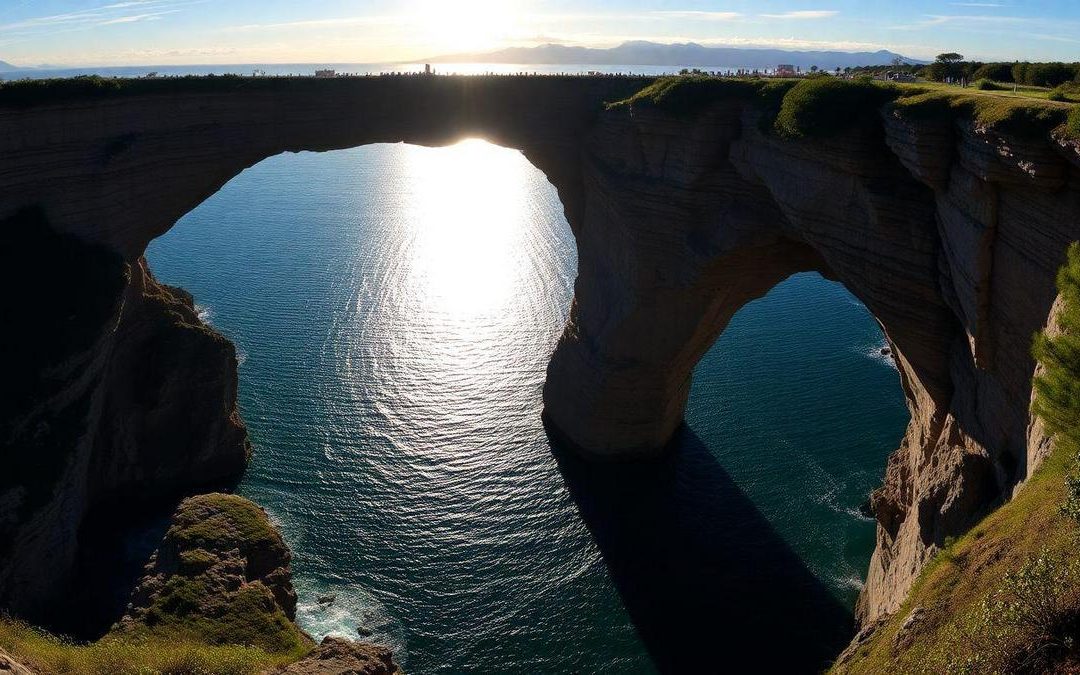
146,141,908,673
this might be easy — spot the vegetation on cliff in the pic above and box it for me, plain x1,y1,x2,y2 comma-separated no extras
0,618,291,675
0,494,312,674
612,75,1080,142
833,245,1080,674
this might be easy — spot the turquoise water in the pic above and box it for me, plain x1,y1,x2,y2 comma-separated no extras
146,141,909,673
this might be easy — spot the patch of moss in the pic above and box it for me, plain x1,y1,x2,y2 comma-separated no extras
168,493,282,555
891,90,1073,139
178,548,218,575
135,581,306,657
773,77,901,139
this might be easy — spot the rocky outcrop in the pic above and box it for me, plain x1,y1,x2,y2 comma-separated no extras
116,493,299,638
113,493,402,672
546,97,1080,623
0,208,249,621
269,638,402,675
2,77,1079,641
0,649,34,675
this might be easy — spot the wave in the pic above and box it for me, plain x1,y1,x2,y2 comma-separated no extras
864,341,897,371
194,303,212,324
293,580,407,665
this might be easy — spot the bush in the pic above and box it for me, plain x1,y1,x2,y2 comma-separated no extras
773,77,899,138
1067,107,1080,140
939,549,1080,674
607,75,766,114
972,63,1015,83
1034,243,1080,523
974,78,1006,91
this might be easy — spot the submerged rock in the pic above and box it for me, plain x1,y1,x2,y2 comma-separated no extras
271,637,401,675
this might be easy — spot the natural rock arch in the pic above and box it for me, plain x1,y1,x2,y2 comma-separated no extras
3,77,1079,630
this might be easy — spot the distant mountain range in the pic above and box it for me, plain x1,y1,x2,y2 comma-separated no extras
0,60,23,71
430,41,925,70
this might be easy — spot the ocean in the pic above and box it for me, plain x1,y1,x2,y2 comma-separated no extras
146,140,909,673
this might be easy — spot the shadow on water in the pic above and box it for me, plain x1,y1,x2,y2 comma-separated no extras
550,424,855,674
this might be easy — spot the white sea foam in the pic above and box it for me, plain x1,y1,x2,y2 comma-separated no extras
864,341,897,370
195,303,212,324
294,581,407,665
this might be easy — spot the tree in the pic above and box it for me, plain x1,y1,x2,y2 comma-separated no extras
936,52,964,63
810,65,818,73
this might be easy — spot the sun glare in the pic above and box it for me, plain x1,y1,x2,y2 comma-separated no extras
408,0,520,53
401,139,534,318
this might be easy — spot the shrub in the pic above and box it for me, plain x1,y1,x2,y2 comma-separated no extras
974,78,1006,91
773,77,899,138
939,549,1080,674
891,91,1069,139
1067,107,1080,140
1034,243,1080,523
607,75,765,115
972,63,1015,83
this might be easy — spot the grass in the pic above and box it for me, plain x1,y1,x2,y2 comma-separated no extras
0,494,313,673
610,75,1079,142
167,494,283,557
890,89,1075,139
773,77,900,138
606,75,794,115
834,244,1080,674
0,617,293,675
832,442,1078,673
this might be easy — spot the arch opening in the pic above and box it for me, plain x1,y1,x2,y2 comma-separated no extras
128,143,906,672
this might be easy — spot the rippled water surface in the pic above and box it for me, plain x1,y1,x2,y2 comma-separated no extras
147,141,909,673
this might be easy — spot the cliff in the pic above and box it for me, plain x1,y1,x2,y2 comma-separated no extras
0,493,402,674
1,75,1079,666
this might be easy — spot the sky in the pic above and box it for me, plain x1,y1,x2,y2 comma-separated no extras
1,0,1078,67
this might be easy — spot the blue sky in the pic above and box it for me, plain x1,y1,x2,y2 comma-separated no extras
1,0,1078,66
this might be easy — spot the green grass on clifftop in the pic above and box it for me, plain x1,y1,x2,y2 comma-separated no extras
834,244,1080,674
0,617,292,675
890,90,1075,139
612,75,1080,141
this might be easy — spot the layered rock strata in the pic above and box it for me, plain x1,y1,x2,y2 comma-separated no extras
1,77,1078,636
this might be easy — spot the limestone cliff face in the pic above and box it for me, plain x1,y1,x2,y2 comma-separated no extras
2,78,1079,637
545,99,1080,623
0,210,249,620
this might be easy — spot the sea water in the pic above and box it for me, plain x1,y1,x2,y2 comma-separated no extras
146,141,908,673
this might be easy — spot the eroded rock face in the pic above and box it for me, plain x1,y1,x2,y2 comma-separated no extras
544,99,1080,625
2,78,1079,636
0,209,249,620
0,648,35,675
115,493,304,653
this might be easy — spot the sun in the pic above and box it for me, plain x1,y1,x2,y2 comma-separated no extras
408,0,521,54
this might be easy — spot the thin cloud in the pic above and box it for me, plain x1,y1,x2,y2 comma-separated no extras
651,11,743,21
759,11,839,19
0,0,197,33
